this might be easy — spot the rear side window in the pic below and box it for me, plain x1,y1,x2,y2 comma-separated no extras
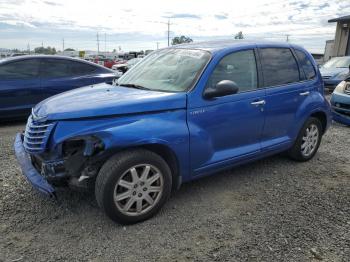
41,59,71,78
260,48,300,87
0,59,40,80
206,50,258,93
70,61,97,75
295,50,316,80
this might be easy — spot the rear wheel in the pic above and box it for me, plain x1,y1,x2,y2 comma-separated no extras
288,117,322,161
95,149,172,224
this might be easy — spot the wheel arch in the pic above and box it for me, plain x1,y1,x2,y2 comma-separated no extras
97,143,182,192
310,111,328,134
140,143,181,191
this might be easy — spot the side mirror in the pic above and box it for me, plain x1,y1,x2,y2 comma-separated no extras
204,80,239,99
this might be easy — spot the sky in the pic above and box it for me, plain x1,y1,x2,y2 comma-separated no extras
0,0,349,53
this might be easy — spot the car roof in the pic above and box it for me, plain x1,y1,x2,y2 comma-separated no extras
0,55,114,71
170,39,305,54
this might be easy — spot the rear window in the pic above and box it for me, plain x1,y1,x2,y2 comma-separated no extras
295,50,316,80
0,59,40,80
260,48,300,87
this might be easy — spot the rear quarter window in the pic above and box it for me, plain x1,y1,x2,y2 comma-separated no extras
295,50,316,80
260,48,300,87
70,61,97,75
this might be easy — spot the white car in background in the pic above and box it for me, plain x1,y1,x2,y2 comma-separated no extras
111,57,143,75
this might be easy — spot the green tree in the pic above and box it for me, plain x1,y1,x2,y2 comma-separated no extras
64,48,75,51
34,46,57,55
234,31,244,39
171,35,193,45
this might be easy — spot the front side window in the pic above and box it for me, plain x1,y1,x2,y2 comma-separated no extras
295,50,316,80
206,50,258,93
260,48,300,87
117,48,211,92
0,59,40,80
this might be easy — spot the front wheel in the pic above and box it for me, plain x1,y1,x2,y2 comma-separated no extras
288,117,323,161
95,149,172,224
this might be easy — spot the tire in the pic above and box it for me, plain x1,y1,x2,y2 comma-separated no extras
288,117,323,162
95,149,172,224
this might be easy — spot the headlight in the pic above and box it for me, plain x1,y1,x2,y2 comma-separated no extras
334,81,346,93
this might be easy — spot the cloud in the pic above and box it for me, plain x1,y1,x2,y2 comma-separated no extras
43,1,62,6
314,3,330,10
214,14,228,20
164,13,201,19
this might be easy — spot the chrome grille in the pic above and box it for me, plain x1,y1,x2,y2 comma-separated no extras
23,116,55,154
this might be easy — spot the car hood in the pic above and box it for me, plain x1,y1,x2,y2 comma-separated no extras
33,83,187,121
319,67,348,77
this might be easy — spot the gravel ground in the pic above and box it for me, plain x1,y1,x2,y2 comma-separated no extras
0,120,349,262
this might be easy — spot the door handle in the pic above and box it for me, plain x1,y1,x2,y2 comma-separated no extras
251,100,266,106
299,91,310,96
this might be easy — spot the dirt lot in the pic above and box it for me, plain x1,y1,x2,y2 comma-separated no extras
0,120,349,262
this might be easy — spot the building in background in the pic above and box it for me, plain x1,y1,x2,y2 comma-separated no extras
323,40,335,62
328,15,350,57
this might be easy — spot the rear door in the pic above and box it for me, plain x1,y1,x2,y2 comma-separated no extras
39,59,99,99
258,47,313,151
0,58,41,117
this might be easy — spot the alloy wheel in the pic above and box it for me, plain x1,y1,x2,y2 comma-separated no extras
301,123,319,157
113,164,164,216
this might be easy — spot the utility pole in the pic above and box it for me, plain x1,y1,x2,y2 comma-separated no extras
27,43,30,53
156,42,159,49
286,34,290,42
160,19,173,47
96,32,100,55
104,33,107,54
167,19,172,46
62,38,65,52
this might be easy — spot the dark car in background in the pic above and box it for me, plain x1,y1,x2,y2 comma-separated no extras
0,55,118,119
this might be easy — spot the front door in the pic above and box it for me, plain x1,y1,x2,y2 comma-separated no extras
188,49,266,176
0,58,41,117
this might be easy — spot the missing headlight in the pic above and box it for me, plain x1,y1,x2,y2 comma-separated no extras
62,136,104,157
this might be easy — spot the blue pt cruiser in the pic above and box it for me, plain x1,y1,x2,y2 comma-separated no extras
15,40,331,224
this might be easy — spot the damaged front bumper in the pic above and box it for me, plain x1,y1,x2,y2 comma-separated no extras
14,133,55,197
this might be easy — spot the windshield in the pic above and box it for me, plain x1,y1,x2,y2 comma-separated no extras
322,57,350,69
117,48,211,92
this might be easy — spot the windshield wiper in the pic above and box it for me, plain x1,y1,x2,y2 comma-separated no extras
118,83,150,90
